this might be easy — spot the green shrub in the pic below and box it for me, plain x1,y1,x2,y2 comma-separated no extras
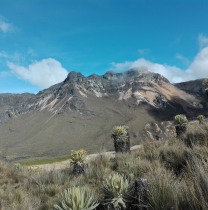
54,186,99,210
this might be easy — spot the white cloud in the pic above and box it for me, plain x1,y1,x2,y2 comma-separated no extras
111,47,208,83
7,58,68,88
198,34,208,49
112,58,185,83
0,17,13,33
188,47,208,79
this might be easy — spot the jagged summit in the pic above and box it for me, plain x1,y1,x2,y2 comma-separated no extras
64,71,84,83
63,68,169,84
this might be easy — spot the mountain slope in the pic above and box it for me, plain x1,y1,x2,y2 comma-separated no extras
0,69,207,161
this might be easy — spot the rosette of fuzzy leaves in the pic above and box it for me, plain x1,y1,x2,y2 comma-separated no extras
70,149,87,165
102,173,133,209
112,125,129,137
54,186,99,210
174,115,188,126
197,115,205,123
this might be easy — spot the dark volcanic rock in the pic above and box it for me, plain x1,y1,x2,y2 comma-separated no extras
153,94,167,107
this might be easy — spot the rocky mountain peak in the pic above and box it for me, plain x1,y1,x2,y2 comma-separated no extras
125,69,140,77
64,71,84,84
103,70,117,80
62,69,169,87
0,68,206,125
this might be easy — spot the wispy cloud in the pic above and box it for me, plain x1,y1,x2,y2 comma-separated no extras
198,34,208,49
138,48,150,56
0,51,9,58
0,17,13,33
111,47,208,83
7,58,68,88
1,50,37,65
0,71,11,78
27,49,37,57
176,54,190,65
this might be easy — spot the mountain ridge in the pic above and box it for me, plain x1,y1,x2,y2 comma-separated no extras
1,68,206,125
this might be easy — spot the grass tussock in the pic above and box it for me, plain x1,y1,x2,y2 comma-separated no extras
1,121,208,209
182,122,208,147
146,167,179,210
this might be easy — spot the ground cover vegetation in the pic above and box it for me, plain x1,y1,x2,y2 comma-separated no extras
1,116,208,209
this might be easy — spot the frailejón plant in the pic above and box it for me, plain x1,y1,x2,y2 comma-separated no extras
197,115,205,123
54,186,99,210
70,149,87,165
102,173,133,209
112,125,129,137
174,114,188,126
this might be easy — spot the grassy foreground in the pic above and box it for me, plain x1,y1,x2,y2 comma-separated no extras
1,121,208,209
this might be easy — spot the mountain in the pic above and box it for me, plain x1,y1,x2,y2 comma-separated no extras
0,69,207,161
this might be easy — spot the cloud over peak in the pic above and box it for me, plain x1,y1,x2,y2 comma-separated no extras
7,58,68,89
111,47,208,83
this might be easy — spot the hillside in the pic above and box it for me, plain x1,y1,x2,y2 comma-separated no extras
0,69,207,161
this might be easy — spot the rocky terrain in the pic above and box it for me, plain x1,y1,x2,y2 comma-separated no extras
0,68,207,161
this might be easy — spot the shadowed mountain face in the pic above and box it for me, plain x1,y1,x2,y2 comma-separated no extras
0,69,207,161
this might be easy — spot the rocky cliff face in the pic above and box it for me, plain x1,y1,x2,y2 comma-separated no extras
0,69,207,125
0,93,35,124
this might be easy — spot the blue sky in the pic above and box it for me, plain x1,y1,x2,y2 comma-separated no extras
0,0,208,93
